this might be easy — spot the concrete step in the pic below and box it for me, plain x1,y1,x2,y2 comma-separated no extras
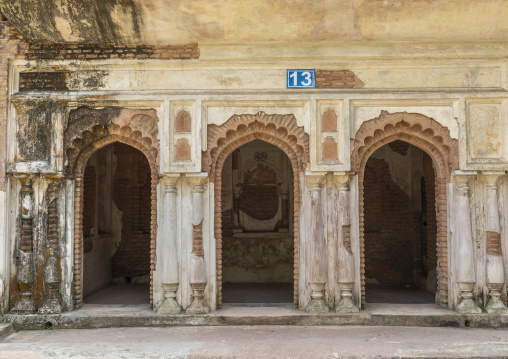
0,323,13,339
2,303,508,330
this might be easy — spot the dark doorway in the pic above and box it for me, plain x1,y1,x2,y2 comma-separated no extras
82,142,151,304
221,140,294,304
363,141,437,304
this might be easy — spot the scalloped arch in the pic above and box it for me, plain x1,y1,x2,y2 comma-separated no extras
64,108,159,177
204,111,310,307
203,112,310,181
63,108,160,309
352,111,458,179
352,111,458,309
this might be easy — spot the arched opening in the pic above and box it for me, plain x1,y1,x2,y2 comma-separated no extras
81,142,151,305
363,140,438,304
220,140,295,304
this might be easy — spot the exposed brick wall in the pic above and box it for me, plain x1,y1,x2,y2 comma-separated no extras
82,164,96,253
315,70,365,88
111,143,151,279
364,157,418,285
81,143,151,282
388,140,409,156
363,147,438,289
25,43,199,61
423,154,437,274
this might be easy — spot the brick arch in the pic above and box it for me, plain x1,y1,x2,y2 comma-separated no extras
204,112,310,307
352,111,458,308
65,111,160,309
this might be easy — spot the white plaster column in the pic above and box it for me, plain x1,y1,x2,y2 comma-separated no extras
483,172,508,314
305,174,328,313
186,174,209,314
453,173,482,314
334,174,359,313
11,174,36,314
157,174,182,314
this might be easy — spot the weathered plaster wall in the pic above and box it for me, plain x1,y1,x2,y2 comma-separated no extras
1,0,508,44
2,31,508,314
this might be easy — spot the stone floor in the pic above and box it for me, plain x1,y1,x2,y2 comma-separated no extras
366,284,435,304
84,284,150,305
1,325,507,358
82,283,435,306
222,283,293,303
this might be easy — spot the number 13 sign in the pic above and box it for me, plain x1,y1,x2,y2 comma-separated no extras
287,69,315,88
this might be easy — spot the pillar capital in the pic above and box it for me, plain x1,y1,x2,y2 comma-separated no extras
43,173,63,193
482,171,505,188
160,173,181,191
452,170,477,188
332,172,353,191
305,172,326,191
13,173,33,187
187,173,208,192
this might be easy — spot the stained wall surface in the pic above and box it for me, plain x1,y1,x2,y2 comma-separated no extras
0,2,508,315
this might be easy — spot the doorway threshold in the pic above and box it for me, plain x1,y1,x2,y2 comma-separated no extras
222,303,293,308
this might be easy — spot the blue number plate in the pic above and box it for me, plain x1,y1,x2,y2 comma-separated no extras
287,69,315,88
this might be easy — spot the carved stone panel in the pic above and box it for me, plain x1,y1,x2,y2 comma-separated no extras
175,139,191,161
175,109,192,133
315,101,343,168
467,103,504,161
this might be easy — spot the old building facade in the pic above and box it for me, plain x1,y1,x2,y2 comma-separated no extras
1,1,508,319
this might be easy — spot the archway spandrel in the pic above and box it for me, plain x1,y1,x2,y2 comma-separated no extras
64,108,160,176
352,111,458,178
205,112,309,177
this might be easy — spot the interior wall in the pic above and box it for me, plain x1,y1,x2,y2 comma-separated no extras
363,141,437,291
82,142,151,298
221,140,294,283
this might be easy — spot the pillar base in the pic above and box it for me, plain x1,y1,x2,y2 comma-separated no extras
336,283,359,313
186,283,209,315
336,298,359,313
456,282,481,314
306,283,329,313
158,283,181,315
485,299,508,314
11,291,36,314
39,285,63,314
38,298,63,314
157,298,182,315
456,298,482,314
486,287,508,314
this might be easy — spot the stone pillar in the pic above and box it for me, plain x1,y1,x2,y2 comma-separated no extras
158,175,182,314
11,174,36,314
305,174,328,313
334,174,359,313
186,175,209,314
453,173,481,314
483,172,508,314
39,174,63,314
